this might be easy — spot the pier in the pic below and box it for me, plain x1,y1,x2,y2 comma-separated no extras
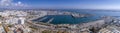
38,17,48,21
47,18,54,23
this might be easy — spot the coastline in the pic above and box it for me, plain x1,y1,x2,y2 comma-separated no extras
26,11,114,29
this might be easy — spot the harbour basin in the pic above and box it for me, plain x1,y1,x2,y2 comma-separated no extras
32,15,101,24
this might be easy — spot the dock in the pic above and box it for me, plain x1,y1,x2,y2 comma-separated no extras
38,17,48,21
47,18,54,23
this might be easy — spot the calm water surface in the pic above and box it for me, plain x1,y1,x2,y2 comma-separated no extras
33,10,120,24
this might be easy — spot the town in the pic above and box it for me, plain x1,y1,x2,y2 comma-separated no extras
0,10,119,33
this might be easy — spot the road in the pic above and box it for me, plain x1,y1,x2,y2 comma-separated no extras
26,21,80,31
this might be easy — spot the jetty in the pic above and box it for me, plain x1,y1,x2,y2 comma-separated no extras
47,18,54,23
38,17,48,21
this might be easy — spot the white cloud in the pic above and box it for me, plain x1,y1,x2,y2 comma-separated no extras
14,1,28,7
0,0,28,7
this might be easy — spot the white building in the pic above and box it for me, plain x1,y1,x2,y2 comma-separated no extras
6,18,19,24
68,25,77,29
19,17,25,24
0,10,27,17
0,25,5,33
98,26,120,33
6,17,25,24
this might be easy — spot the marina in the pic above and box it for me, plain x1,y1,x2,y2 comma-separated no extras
32,15,101,24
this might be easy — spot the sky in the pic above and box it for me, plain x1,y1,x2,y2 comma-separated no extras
1,0,120,9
